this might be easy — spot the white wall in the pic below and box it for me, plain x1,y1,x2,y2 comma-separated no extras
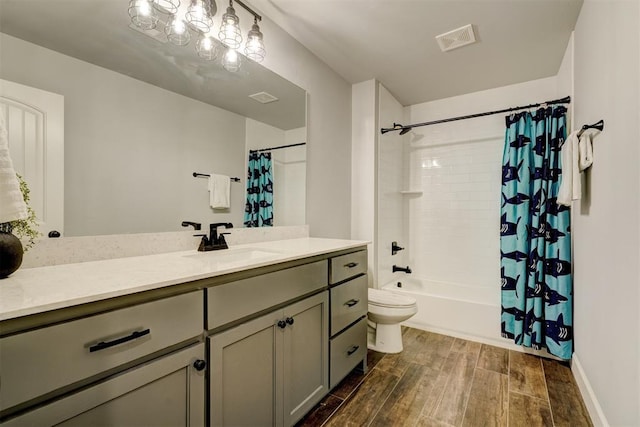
0,33,245,237
404,78,558,299
377,84,406,288
571,1,640,425
259,16,352,238
351,80,377,285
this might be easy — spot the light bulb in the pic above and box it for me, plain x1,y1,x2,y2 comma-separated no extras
165,15,191,46
129,0,159,30
196,34,219,60
222,48,240,72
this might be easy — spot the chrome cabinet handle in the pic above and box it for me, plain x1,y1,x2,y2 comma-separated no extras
344,262,358,268
347,345,360,356
344,299,360,307
89,328,150,353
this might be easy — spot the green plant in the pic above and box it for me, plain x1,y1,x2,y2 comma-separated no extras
1,174,41,251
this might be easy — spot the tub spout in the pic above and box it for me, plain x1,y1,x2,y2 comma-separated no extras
393,265,412,274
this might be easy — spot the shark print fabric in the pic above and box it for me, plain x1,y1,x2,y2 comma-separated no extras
500,106,573,360
244,152,274,227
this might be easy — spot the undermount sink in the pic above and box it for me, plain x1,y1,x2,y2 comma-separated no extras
183,247,282,268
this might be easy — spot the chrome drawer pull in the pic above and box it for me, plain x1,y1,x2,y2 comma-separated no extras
347,345,360,356
344,299,360,307
344,262,358,268
89,328,150,353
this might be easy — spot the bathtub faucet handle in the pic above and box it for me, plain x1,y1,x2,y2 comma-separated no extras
392,265,412,274
391,241,405,255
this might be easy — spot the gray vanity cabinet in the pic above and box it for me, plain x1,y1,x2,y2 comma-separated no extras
2,343,205,427
209,291,329,427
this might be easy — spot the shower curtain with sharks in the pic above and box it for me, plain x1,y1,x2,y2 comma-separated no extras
244,152,274,227
500,106,573,360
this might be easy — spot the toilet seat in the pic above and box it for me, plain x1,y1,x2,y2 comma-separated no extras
368,288,417,308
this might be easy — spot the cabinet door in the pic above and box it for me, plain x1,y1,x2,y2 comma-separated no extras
209,310,284,427
282,291,329,426
2,344,205,427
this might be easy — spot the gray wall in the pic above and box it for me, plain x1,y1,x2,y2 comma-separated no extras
259,16,353,239
1,33,246,236
572,1,640,425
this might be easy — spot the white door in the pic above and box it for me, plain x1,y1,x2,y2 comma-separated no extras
0,79,64,235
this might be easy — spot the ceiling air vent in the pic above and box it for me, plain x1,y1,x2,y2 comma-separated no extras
435,24,476,52
249,91,279,104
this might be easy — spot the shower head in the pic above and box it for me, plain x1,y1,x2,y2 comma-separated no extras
399,127,412,135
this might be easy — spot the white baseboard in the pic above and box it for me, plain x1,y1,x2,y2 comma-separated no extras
572,353,609,427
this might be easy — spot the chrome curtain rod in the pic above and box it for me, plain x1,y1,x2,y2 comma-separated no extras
380,96,571,135
249,142,306,154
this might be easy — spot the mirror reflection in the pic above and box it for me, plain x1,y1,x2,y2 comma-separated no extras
0,0,307,237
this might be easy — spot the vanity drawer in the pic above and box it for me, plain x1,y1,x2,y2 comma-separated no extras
329,250,367,284
0,291,202,411
330,275,367,336
329,317,367,389
206,260,327,330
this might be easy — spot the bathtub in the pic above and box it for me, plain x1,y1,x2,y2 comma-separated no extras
381,277,502,343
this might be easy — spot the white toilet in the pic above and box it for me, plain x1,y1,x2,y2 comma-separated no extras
367,288,418,353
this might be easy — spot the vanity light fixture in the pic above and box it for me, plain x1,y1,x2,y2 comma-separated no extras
196,34,220,60
128,0,159,30
185,0,214,33
222,47,241,71
165,15,191,45
244,17,265,62
219,1,242,49
128,0,266,71
152,0,180,14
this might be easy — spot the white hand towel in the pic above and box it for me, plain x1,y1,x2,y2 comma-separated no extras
0,113,28,223
208,174,230,209
557,130,581,207
578,132,594,171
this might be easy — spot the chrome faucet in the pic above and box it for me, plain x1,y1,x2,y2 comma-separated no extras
393,265,412,274
195,222,233,251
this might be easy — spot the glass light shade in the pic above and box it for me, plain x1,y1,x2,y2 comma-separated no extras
186,0,214,33
218,5,242,49
222,47,241,72
165,15,191,45
196,35,219,60
153,0,180,14
128,0,159,30
244,22,265,62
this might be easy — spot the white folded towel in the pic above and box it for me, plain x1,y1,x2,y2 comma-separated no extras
558,130,594,207
208,173,230,209
0,113,28,223
578,131,594,171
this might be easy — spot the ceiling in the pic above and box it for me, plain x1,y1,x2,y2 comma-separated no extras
254,0,583,106
0,0,306,130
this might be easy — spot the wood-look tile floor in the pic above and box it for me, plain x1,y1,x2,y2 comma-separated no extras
297,327,593,427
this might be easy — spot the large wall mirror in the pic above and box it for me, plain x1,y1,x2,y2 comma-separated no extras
0,0,307,237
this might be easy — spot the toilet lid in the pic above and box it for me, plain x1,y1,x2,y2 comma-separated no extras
368,288,417,308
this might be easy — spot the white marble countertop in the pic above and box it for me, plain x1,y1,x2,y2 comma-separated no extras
0,238,368,322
